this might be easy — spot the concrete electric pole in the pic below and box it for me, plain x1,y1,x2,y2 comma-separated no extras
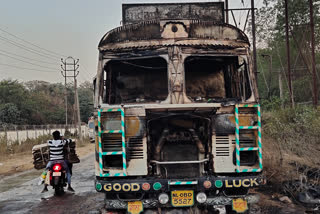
61,57,82,138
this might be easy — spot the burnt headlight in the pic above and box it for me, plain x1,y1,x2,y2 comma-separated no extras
158,193,169,204
196,192,207,204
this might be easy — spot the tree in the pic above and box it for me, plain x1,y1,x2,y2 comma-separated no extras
254,0,320,104
78,81,94,123
0,103,21,124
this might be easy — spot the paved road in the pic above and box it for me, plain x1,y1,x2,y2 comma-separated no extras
0,153,104,214
0,153,309,214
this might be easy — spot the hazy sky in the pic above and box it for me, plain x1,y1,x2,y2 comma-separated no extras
0,0,263,84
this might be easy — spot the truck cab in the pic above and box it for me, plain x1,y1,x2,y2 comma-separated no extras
94,2,264,213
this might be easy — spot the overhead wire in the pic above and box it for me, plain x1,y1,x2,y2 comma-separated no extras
0,26,67,58
0,52,58,70
0,49,58,65
0,62,56,73
81,63,95,80
0,35,59,61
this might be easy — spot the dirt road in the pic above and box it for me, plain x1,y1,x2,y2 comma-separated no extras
0,153,105,214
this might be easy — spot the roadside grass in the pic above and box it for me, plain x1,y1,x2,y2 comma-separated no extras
0,134,91,161
262,105,320,189
76,137,91,147
263,106,320,162
0,135,51,160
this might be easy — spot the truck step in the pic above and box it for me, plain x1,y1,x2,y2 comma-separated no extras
239,126,259,130
239,147,259,151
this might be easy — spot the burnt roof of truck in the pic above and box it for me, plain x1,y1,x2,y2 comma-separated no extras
122,2,225,25
98,20,250,52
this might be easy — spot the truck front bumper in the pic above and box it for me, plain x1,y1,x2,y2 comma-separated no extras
104,194,259,209
95,175,265,193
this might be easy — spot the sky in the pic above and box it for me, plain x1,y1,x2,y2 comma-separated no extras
0,0,263,84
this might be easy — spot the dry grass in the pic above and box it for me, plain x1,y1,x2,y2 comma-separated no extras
262,107,320,197
0,135,91,161
76,137,91,148
262,136,316,185
0,135,52,160
0,138,94,177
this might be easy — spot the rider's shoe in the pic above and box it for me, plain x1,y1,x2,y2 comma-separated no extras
67,185,75,192
41,185,48,193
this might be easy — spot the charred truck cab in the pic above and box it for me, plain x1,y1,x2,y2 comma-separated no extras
94,2,264,213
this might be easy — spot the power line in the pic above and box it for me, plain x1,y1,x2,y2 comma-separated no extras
0,52,58,70
81,63,94,80
0,62,56,72
0,27,67,58
0,34,59,60
0,35,59,61
0,49,58,65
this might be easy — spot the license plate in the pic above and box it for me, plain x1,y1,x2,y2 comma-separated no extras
171,190,194,207
52,172,61,176
232,198,248,213
127,201,143,214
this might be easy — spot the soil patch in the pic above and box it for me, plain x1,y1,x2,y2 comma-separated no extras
0,142,94,179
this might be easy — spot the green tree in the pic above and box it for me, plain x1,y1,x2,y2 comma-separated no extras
78,81,94,123
0,103,21,124
254,0,320,105
0,80,31,124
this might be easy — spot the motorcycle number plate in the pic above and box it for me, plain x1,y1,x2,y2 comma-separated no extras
52,172,61,176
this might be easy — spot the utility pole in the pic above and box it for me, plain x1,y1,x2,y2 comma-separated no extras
61,57,82,138
279,71,284,107
309,0,318,107
284,0,294,107
61,60,68,128
251,0,258,81
225,0,229,24
262,54,273,100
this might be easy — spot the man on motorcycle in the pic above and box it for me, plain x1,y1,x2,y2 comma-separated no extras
41,130,74,193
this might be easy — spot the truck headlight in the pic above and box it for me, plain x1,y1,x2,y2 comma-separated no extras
158,193,169,204
196,192,207,204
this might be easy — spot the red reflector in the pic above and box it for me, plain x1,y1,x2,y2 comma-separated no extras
53,164,62,172
142,183,150,191
203,180,212,189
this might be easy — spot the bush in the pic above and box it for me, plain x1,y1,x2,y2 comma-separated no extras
0,135,52,157
263,105,320,162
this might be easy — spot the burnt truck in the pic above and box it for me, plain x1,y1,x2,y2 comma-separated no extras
94,2,264,214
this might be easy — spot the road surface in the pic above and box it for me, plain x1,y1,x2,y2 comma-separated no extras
0,153,104,214
0,153,308,214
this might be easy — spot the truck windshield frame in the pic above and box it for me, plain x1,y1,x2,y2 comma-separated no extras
185,55,252,103
103,56,168,104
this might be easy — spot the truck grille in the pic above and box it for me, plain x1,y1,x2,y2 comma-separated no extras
161,141,199,178
102,134,122,152
216,136,230,157
128,137,144,160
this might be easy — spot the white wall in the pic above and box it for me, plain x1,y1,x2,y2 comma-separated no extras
0,125,88,144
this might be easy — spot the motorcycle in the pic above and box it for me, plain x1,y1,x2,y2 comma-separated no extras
46,162,67,195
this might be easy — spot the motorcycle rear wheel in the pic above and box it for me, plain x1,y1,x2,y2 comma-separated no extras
54,186,64,196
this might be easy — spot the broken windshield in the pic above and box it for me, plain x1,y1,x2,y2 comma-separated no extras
185,56,252,103
104,57,168,104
